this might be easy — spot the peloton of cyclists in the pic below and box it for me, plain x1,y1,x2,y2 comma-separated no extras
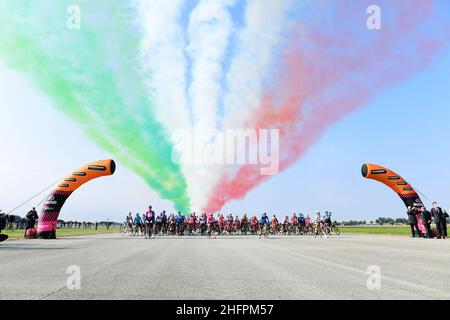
122,208,338,238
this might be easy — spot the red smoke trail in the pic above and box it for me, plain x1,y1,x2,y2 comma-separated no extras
204,0,449,213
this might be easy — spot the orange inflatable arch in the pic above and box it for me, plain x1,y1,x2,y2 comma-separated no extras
361,163,426,233
37,159,116,239
361,163,424,208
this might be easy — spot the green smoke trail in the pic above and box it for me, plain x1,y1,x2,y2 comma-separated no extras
0,0,190,212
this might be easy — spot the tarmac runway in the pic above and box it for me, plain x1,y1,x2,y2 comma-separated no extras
1,233,450,300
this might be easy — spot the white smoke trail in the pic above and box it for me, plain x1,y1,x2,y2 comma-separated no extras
222,0,293,130
136,0,191,135
187,0,235,132
184,0,236,211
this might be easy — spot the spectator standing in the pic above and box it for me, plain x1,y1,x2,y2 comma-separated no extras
24,207,39,238
407,206,421,238
431,202,445,239
0,210,8,242
443,209,449,238
420,207,433,238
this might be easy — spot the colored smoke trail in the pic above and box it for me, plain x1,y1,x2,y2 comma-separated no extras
0,1,190,212
204,0,450,213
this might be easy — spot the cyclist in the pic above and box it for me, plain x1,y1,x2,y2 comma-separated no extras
314,212,322,236
234,215,241,235
324,211,332,227
298,213,306,235
155,212,163,235
323,211,333,236
176,212,185,236
225,214,234,235
145,206,155,238
184,215,189,233
161,211,168,235
250,216,259,234
125,212,133,234
271,215,279,235
218,214,225,235
133,213,142,236
290,213,298,235
145,206,156,239
259,213,270,238
327,212,340,235
189,213,197,235
241,214,248,234
168,213,176,235
141,211,148,236
207,213,215,238
282,216,289,234
305,214,312,234
199,213,207,236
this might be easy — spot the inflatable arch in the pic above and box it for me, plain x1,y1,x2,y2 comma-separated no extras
361,163,426,233
37,159,116,239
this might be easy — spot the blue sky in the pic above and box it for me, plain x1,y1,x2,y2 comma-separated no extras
0,1,449,222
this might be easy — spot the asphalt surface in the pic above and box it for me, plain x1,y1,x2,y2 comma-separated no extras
1,233,450,300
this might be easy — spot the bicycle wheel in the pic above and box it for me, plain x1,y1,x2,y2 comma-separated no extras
334,227,340,235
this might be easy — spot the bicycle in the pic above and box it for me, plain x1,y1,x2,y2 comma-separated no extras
331,224,340,236
259,223,270,238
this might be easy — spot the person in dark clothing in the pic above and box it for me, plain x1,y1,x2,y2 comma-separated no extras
443,209,449,238
0,210,8,242
420,207,433,238
407,206,421,238
24,207,39,237
431,202,445,239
